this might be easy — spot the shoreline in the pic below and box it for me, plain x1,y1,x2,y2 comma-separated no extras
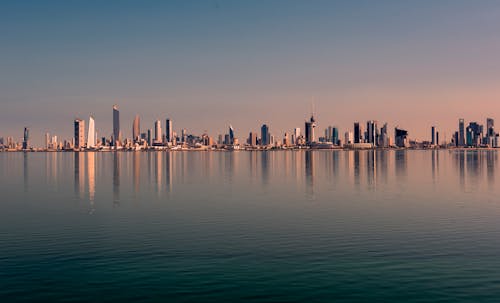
1,147,499,153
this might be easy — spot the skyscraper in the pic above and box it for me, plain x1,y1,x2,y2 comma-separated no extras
87,116,95,148
487,118,495,137
23,127,29,150
261,124,270,146
133,115,140,143
248,132,258,146
229,125,235,144
113,105,120,146
74,119,85,149
154,120,162,143
366,120,378,146
431,126,436,145
395,128,408,148
305,115,316,144
354,122,361,144
166,119,173,143
458,118,465,147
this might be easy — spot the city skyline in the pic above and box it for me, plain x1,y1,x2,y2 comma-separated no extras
2,102,498,150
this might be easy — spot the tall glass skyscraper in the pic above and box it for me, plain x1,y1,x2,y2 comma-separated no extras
74,119,85,149
87,116,95,148
133,115,140,143
261,124,270,146
166,119,173,143
458,118,465,147
113,105,120,146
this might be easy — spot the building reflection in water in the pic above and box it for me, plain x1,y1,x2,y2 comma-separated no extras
87,152,96,214
366,150,376,190
395,150,407,181
431,150,439,184
74,152,85,199
133,152,140,193
377,150,388,185
113,152,120,205
305,150,315,199
155,151,162,195
353,150,361,189
23,152,28,192
261,151,270,186
486,150,496,189
165,152,173,195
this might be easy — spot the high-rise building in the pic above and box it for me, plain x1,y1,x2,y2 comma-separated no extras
431,126,436,145
487,118,495,137
229,125,235,144
74,119,85,149
344,131,353,145
354,122,361,144
305,115,316,144
113,105,120,146
436,131,440,147
294,128,301,139
379,123,389,147
366,120,378,146
332,127,339,145
45,132,50,149
154,120,162,143
283,133,291,146
132,115,140,143
458,118,465,147
261,124,270,146
87,116,95,148
395,128,408,148
248,132,258,146
147,129,152,146
166,119,173,143
22,127,30,150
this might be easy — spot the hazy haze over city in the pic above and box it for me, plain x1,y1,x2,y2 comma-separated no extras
2,0,500,145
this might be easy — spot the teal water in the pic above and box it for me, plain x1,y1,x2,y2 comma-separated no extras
1,150,500,302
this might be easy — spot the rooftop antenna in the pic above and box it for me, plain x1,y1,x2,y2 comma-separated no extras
311,96,315,118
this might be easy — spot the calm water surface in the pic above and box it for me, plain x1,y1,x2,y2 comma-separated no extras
1,150,500,302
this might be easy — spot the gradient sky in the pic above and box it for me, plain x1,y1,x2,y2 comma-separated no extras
2,0,500,145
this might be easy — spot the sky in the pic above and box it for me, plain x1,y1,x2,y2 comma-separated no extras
2,0,500,145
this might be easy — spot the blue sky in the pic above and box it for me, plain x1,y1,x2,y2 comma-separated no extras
2,0,500,145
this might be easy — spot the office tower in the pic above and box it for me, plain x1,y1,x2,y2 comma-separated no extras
22,127,30,149
74,119,85,149
147,129,152,146
181,128,187,143
248,132,257,146
45,132,50,149
345,131,353,145
354,122,361,144
113,105,120,145
229,125,235,144
467,122,483,147
261,124,270,146
458,118,465,147
166,119,173,143
0,137,4,146
379,123,389,147
294,128,301,138
395,128,408,148
87,116,95,148
454,131,459,147
218,134,223,145
283,133,291,146
132,115,140,143
154,120,162,143
431,126,436,145
487,118,494,136
305,115,316,144
366,120,378,146
224,134,231,145
436,132,440,146
332,127,339,145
